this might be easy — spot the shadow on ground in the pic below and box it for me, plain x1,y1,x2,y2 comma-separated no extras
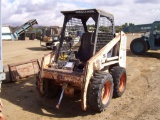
127,49,160,59
1,77,96,118
27,47,51,51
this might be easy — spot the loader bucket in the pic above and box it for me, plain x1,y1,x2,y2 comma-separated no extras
8,59,40,82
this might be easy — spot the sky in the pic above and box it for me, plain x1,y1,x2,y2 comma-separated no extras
1,0,160,26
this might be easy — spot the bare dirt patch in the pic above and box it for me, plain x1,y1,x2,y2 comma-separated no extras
1,36,160,120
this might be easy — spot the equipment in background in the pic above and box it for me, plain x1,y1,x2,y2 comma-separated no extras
40,26,62,49
130,21,160,55
2,19,38,40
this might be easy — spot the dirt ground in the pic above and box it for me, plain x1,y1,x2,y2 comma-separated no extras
1,35,160,120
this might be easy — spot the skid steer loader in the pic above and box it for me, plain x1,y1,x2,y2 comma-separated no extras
36,9,127,112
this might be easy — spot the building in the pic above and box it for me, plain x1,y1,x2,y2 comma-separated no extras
2,25,14,40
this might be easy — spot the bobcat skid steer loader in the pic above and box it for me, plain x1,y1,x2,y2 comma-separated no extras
36,9,127,112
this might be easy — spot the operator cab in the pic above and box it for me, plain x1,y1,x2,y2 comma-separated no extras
53,9,115,72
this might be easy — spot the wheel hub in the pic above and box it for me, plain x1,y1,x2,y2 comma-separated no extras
101,81,111,104
133,42,144,52
119,73,126,92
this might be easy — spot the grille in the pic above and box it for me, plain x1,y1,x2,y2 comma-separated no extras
96,16,114,52
65,18,84,37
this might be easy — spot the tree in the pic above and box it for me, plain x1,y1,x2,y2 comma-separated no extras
115,22,135,33
129,23,134,26
122,23,128,28
115,26,122,33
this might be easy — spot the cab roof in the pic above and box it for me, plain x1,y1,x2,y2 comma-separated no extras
61,9,114,20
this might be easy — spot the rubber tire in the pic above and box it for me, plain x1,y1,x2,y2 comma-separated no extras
87,72,113,112
111,66,127,98
130,38,148,55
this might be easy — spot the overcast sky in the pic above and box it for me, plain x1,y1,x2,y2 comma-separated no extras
1,0,160,26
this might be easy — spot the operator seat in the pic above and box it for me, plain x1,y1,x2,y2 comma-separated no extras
76,32,94,62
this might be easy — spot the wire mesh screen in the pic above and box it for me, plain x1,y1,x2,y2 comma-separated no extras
99,16,113,33
60,18,85,52
96,16,114,53
65,18,84,38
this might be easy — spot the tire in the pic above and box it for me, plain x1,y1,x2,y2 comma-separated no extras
111,66,127,98
87,72,113,112
130,38,148,55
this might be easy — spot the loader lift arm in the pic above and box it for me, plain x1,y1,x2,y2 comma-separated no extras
82,32,126,110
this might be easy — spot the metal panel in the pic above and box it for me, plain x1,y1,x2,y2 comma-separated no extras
2,26,12,33
123,23,152,33
42,70,83,89
2,34,12,40
0,0,3,72
2,26,13,40
8,59,40,82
